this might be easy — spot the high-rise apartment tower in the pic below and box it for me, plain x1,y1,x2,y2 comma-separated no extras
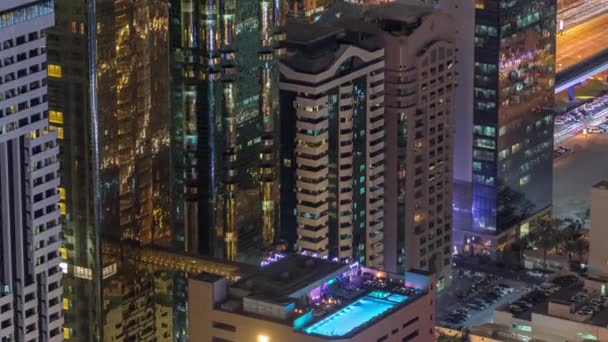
0,1,63,341
279,24,385,268
344,4,457,288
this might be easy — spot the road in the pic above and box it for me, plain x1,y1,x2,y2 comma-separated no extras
557,11,608,71
554,134,608,219
558,0,608,29
554,106,608,144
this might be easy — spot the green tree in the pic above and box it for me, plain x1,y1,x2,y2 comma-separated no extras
530,217,563,271
560,218,587,262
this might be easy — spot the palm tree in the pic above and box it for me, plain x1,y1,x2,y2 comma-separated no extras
516,233,535,268
531,217,563,271
560,218,585,262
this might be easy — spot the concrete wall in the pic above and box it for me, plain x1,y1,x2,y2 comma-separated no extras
589,185,608,278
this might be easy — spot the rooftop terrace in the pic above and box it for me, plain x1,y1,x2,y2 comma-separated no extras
202,254,431,338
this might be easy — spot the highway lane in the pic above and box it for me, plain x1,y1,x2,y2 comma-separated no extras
558,0,608,29
556,11,608,71
554,105,608,144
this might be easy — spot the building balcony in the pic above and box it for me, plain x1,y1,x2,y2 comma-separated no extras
297,154,328,168
298,191,328,204
340,83,353,93
369,152,384,165
297,178,329,192
369,242,384,255
368,231,384,245
339,177,353,190
370,209,383,222
298,238,328,252
340,234,353,248
369,140,384,153
297,107,328,120
296,120,328,132
369,72,384,83
370,186,384,199
297,226,328,240
297,212,328,228
340,142,353,155
296,131,328,144
370,82,384,94
296,167,328,179
297,202,329,216
338,246,353,260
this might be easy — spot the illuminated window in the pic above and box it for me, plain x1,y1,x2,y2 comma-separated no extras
519,175,530,186
475,0,485,9
55,126,64,139
59,247,68,260
414,213,424,223
63,298,70,310
58,187,66,200
257,335,270,342
58,202,66,215
49,110,63,124
63,328,73,339
520,223,530,238
577,333,598,340
48,64,62,78
512,324,532,332
74,266,93,280
71,21,77,33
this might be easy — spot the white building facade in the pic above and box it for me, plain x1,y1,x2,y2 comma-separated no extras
0,1,63,341
280,28,385,267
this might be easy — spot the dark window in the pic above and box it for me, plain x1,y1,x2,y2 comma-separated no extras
392,328,398,335
402,316,419,329
402,330,419,341
377,335,388,342
212,322,236,332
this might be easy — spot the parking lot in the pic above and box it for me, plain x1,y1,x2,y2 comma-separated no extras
437,269,529,330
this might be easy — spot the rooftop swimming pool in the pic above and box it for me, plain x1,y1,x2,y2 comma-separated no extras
303,291,409,337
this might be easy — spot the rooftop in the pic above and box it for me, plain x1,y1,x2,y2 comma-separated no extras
232,254,350,302
593,180,608,190
280,21,382,75
198,254,431,338
498,274,608,327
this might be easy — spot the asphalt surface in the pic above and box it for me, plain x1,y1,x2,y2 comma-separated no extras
554,133,608,219
557,12,608,71
554,104,608,144
437,266,530,329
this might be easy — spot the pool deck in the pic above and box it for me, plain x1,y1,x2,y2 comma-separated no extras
299,281,426,338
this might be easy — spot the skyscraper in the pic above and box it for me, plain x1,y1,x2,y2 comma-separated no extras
0,1,63,341
457,0,556,256
364,4,457,288
47,0,286,340
279,24,385,268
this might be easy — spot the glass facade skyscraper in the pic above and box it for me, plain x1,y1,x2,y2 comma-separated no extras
47,0,284,340
466,0,555,255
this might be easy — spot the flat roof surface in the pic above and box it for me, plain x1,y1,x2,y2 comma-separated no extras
233,254,350,301
593,180,608,190
365,2,432,22
283,22,343,46
499,275,608,327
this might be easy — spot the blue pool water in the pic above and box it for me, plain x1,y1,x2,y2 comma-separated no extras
303,293,409,337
